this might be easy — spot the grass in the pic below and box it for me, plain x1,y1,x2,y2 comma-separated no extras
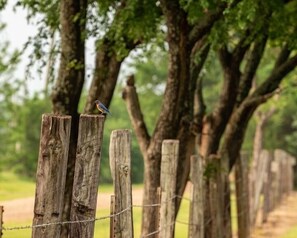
281,225,297,238
2,219,32,238
0,171,238,238
1,171,191,237
0,171,36,201
94,194,191,237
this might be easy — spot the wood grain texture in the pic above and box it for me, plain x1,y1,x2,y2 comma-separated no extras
189,155,204,238
109,130,133,238
32,114,71,238
160,140,179,238
70,114,105,238
0,206,3,238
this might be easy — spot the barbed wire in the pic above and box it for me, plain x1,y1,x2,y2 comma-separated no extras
1,194,186,232
1,171,293,237
2,206,131,231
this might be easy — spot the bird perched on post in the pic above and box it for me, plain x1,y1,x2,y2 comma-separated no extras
95,100,111,115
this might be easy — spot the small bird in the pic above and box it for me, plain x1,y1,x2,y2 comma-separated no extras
95,100,111,115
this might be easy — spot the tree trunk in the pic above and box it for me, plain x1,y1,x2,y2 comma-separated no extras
51,0,87,237
84,39,122,112
121,1,243,236
140,1,192,236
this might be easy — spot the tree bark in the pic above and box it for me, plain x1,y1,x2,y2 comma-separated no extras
122,75,150,156
84,39,123,112
51,0,87,237
135,1,194,235
121,1,242,236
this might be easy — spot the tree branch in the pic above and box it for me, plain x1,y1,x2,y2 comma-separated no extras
233,30,252,64
122,75,150,157
189,0,242,47
207,29,252,154
218,44,232,68
189,4,225,47
253,53,297,97
237,35,268,104
274,43,291,68
84,1,142,113
191,42,210,136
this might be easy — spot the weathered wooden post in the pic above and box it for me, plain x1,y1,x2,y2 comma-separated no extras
69,114,105,238
188,155,204,238
278,150,286,201
0,206,3,238
109,130,133,238
110,195,116,238
160,140,179,238
262,151,273,223
32,114,71,238
283,152,290,196
235,152,250,238
269,154,279,211
274,150,282,206
289,156,296,193
251,149,269,226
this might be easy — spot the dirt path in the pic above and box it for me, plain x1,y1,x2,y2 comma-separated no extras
1,189,143,221
252,192,297,238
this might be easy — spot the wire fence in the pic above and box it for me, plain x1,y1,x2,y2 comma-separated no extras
1,169,293,238
1,117,295,238
1,194,190,237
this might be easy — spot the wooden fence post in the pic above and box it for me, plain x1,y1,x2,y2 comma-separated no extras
273,150,282,206
160,140,179,238
32,114,71,238
188,155,204,238
110,195,115,238
251,149,269,226
278,150,286,201
289,156,296,193
0,206,3,238
262,151,273,223
235,152,250,238
109,130,133,238
70,114,105,238
269,154,279,211
283,152,290,196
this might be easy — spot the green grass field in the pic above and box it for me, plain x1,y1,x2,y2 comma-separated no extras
0,172,192,237
281,226,297,238
0,172,36,201
2,171,297,238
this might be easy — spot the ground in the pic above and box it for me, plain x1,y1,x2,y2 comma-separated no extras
1,188,143,221
252,192,297,238
2,190,297,237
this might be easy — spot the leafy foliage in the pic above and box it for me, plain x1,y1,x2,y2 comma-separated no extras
96,0,162,59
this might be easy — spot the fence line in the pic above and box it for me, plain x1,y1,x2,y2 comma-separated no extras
1,155,294,236
1,194,188,231
0,114,296,238
1,154,294,237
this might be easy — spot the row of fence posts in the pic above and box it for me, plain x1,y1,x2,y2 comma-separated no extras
0,113,296,238
235,149,296,238
28,114,207,238
31,114,137,238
